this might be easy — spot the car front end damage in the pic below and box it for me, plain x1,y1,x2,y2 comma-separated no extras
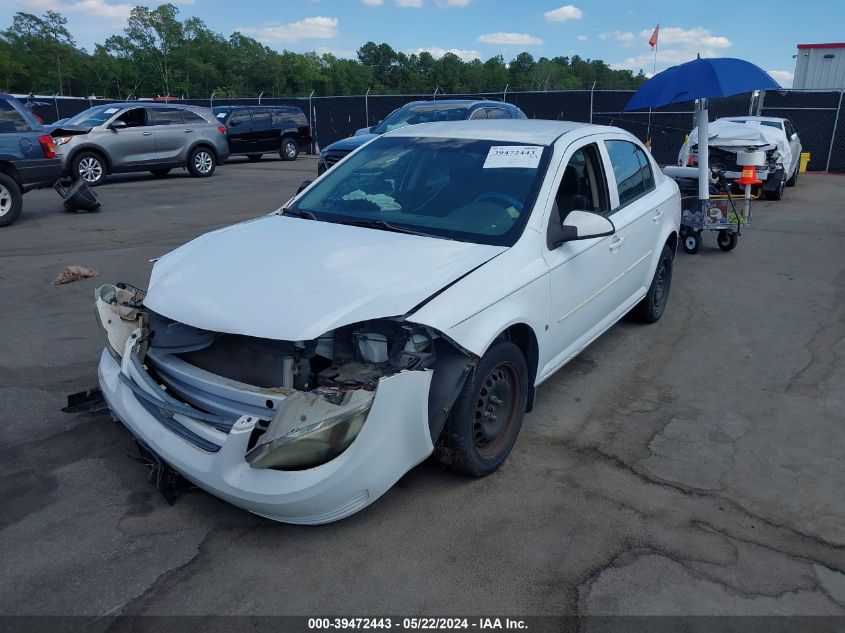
94,283,474,524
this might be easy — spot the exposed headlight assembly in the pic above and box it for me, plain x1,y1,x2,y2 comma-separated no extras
245,389,374,470
54,136,73,146
94,283,146,360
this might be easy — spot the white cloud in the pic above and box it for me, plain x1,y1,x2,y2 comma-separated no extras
409,46,480,61
238,16,339,44
477,32,543,46
600,30,635,46
20,0,194,23
361,0,383,5
610,26,733,74
544,4,582,22
577,35,588,41
395,0,423,6
768,70,793,88
436,0,471,6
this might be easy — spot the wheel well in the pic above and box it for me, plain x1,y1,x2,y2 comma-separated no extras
0,161,21,186
70,147,111,173
665,231,678,256
191,142,217,159
500,323,539,413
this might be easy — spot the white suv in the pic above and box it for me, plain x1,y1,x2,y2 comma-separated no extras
94,120,681,524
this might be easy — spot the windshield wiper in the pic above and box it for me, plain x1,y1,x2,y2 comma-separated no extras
281,208,318,220
336,219,442,238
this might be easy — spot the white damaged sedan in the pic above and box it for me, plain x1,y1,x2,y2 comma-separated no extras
95,120,680,524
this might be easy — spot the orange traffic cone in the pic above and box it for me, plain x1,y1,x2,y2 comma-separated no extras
736,165,762,185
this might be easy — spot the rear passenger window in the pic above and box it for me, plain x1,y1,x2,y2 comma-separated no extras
182,110,207,123
229,110,251,127
468,108,487,120
251,108,271,125
0,100,31,132
151,108,184,125
604,140,654,207
486,108,511,119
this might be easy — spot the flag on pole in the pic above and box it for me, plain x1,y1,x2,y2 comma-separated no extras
648,24,659,48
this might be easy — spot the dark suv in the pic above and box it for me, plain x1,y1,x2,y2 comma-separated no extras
213,105,312,161
318,99,527,174
0,94,62,227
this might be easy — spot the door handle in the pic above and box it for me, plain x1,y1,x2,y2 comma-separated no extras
141,131,152,136
609,235,625,251
184,129,193,133
652,209,664,222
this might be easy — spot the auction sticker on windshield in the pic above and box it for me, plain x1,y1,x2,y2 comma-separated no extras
483,145,542,169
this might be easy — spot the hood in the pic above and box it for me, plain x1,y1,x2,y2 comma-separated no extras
144,215,506,341
688,120,779,151
49,124,93,136
323,134,377,152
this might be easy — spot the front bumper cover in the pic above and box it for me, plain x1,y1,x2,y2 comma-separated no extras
97,341,435,524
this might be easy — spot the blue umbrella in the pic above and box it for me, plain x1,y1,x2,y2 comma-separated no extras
624,57,780,201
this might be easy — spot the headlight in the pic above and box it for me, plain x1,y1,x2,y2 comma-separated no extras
54,136,72,146
245,390,373,470
94,284,145,360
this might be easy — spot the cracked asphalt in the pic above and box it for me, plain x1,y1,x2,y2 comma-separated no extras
1,158,843,618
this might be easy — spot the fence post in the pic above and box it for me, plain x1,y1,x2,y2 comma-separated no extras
756,90,765,116
589,81,596,124
308,90,315,154
258,91,263,104
54,93,60,121
503,83,509,103
826,90,844,172
365,87,370,127
210,89,217,109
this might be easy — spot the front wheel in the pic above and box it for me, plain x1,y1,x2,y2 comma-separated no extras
717,231,738,251
0,172,23,227
630,244,674,323
187,147,215,177
280,138,299,161
72,151,106,186
786,166,798,187
764,174,785,200
437,341,528,477
683,231,701,254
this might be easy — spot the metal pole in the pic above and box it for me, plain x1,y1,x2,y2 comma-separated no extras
589,80,596,124
54,93,60,121
756,90,765,116
503,83,509,103
698,99,710,202
433,85,439,100
258,91,263,104
365,87,370,127
309,90,315,154
210,89,217,109
826,90,844,172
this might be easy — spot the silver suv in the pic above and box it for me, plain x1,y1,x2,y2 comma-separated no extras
51,103,230,185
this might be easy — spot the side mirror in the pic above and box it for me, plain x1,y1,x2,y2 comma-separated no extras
790,132,798,141
296,179,312,195
548,210,615,248
110,119,127,130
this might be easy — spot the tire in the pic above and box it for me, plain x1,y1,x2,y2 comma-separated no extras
682,231,701,254
187,146,215,178
630,244,674,323
717,231,738,252
280,138,299,161
436,340,528,477
150,169,171,177
0,172,23,227
764,173,785,200
72,151,106,186
247,154,263,161
786,166,798,187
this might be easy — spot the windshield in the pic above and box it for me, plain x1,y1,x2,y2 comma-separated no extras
372,104,469,134
290,136,550,246
65,105,123,126
731,119,783,130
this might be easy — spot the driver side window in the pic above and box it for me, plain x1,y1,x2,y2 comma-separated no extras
546,143,609,249
115,108,147,128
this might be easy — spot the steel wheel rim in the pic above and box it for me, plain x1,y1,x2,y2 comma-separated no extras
284,142,296,158
473,361,522,459
0,184,11,217
79,157,102,182
195,151,213,173
654,257,669,307
685,236,696,249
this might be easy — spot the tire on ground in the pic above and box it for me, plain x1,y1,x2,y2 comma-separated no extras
0,172,23,227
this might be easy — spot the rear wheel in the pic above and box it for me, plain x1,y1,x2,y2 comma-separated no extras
247,154,263,161
72,151,106,186
631,244,674,323
150,169,171,177
683,231,701,254
717,231,738,251
437,341,528,477
280,138,299,161
786,166,798,187
0,173,23,227
187,146,215,177
764,173,785,200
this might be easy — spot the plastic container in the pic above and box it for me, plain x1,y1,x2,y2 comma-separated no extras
799,152,811,173
54,178,100,212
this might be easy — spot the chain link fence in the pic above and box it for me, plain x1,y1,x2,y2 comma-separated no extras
17,89,845,173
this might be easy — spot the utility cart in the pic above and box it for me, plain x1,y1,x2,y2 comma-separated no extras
664,165,753,254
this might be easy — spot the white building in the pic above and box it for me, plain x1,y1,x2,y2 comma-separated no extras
793,43,845,90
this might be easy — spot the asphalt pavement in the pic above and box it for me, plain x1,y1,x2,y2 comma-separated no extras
1,157,843,619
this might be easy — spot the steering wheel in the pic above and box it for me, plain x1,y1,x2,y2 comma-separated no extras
473,191,524,212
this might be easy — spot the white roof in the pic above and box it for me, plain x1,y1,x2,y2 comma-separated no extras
384,119,607,145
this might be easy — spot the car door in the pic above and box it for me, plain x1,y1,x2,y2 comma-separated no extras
541,138,627,373
783,119,801,175
249,108,275,152
601,138,663,302
226,109,253,153
148,107,188,163
103,107,157,166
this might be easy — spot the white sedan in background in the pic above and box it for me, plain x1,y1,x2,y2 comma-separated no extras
95,120,681,524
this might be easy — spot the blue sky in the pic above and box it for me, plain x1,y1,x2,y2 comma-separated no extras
6,0,845,87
